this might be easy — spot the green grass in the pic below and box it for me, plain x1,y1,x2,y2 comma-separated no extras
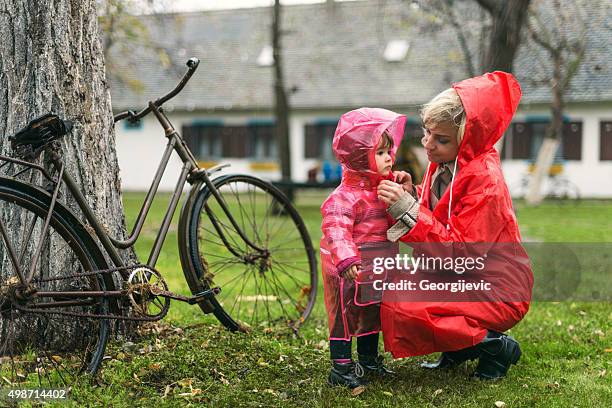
8,193,612,407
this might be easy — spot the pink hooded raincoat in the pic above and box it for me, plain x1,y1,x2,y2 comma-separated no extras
321,107,407,340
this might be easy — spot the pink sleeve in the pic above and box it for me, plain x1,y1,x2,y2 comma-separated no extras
321,193,359,270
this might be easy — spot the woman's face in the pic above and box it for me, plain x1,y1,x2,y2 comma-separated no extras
421,122,459,164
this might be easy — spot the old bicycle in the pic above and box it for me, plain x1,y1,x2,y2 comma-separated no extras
0,58,317,386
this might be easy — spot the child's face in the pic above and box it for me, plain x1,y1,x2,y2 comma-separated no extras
375,139,394,175
421,122,459,164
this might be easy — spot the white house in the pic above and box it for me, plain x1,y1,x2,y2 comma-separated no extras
110,0,612,197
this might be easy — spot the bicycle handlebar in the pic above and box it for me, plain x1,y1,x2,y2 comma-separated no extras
113,57,200,124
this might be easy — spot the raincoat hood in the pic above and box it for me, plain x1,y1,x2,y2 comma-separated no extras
418,71,522,224
452,71,521,168
333,107,407,183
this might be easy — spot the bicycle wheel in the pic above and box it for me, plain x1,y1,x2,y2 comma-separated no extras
0,179,111,387
183,174,317,332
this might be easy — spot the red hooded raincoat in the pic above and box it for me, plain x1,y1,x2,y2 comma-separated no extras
381,72,534,357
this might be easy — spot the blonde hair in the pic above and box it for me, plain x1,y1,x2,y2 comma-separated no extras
421,88,466,145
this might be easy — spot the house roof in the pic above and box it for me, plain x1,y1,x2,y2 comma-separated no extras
108,0,612,113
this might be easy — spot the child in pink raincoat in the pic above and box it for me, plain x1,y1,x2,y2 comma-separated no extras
320,107,407,388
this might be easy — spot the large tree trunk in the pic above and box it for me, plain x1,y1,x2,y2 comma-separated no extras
475,0,531,72
0,1,133,343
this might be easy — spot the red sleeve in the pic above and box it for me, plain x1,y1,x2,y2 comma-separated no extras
401,176,507,244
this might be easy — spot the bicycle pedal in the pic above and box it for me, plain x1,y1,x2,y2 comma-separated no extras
188,287,221,305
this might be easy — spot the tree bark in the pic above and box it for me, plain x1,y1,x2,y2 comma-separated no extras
272,0,293,201
524,0,588,205
0,1,133,341
475,0,531,72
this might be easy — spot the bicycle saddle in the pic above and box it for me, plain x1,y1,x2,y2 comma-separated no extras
9,113,73,159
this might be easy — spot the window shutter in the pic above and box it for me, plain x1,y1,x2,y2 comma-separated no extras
511,122,531,159
600,121,612,161
562,122,582,160
304,125,321,159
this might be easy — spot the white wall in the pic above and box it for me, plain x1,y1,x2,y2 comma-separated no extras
115,104,612,197
115,109,348,191
501,104,612,198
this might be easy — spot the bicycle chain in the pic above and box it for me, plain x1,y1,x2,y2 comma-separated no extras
14,264,169,321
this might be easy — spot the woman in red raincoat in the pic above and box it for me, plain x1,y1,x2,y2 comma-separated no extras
321,107,406,388
377,71,533,379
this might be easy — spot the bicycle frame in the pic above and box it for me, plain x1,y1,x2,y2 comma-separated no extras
0,58,267,305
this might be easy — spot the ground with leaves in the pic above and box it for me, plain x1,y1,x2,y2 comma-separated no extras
24,195,612,407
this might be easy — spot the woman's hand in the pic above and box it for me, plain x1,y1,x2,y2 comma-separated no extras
377,180,407,206
342,264,360,281
393,171,414,194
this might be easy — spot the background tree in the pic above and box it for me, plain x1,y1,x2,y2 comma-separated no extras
272,0,293,201
415,0,531,75
98,0,176,93
524,0,590,205
473,0,531,72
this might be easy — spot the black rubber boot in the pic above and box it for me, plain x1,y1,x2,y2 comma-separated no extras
473,332,522,380
328,361,363,389
355,354,394,380
421,346,480,369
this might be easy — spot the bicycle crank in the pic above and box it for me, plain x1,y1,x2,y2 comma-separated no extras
126,267,170,319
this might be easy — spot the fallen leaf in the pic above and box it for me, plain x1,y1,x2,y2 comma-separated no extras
433,389,443,397
546,381,560,388
579,310,587,316
383,391,393,397
257,357,269,367
593,329,605,337
148,363,161,370
568,325,575,331
351,386,365,396
495,401,506,408
604,348,612,353
598,369,606,378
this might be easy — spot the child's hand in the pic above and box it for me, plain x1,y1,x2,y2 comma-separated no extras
393,171,414,194
377,180,405,206
342,264,360,281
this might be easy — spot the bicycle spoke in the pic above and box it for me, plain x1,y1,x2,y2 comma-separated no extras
268,261,309,290
190,175,316,331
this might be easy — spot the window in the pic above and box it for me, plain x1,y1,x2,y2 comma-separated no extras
600,121,612,161
384,40,410,62
304,121,338,160
248,123,277,160
124,119,143,131
257,45,273,67
504,120,582,161
182,122,222,159
183,122,279,159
